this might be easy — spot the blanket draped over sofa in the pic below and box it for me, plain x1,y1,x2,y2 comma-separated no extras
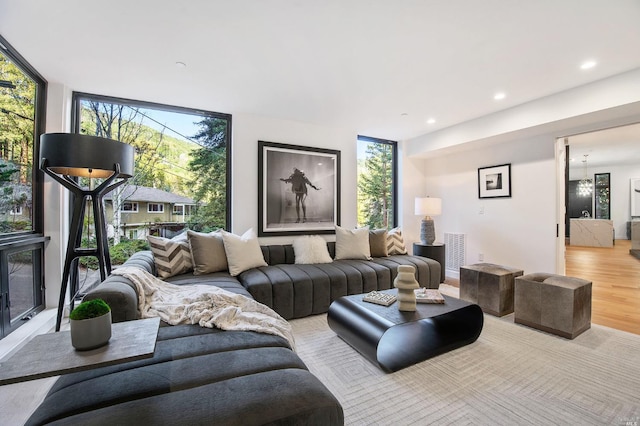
112,266,296,349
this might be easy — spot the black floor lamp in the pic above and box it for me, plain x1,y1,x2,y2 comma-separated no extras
40,133,134,331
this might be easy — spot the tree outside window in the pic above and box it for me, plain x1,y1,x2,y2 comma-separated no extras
357,136,397,229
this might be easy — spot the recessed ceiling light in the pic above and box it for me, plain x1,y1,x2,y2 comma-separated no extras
175,61,187,68
427,118,436,125
580,60,597,70
493,92,506,100
400,112,409,117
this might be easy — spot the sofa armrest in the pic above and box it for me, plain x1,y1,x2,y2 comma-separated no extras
83,278,139,323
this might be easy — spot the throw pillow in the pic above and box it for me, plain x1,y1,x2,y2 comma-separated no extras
187,230,228,275
334,225,372,260
387,227,408,255
147,232,193,278
293,235,333,264
369,229,389,257
221,228,268,276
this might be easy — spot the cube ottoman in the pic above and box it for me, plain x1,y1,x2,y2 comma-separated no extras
514,272,592,339
460,263,524,316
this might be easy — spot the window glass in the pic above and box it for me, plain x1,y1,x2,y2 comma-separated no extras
73,93,231,266
0,50,37,233
357,136,397,229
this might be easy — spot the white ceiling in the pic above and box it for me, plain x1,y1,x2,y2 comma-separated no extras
567,122,640,169
1,0,640,142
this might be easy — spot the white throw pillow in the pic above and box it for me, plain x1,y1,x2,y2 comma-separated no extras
221,228,268,276
293,235,333,264
334,226,372,260
387,227,408,255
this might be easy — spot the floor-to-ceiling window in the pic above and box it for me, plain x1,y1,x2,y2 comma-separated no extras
0,35,46,339
71,92,231,292
356,135,397,229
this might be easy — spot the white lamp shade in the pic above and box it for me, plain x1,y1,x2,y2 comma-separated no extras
415,197,442,216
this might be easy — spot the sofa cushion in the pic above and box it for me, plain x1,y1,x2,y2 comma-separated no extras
334,225,372,260
293,235,333,264
27,325,343,426
369,229,389,257
222,228,268,276
187,230,228,275
147,233,193,278
387,227,407,255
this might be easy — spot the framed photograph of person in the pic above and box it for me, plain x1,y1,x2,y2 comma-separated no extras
478,163,511,199
258,141,341,236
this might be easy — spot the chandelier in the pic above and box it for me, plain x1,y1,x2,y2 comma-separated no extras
577,154,593,197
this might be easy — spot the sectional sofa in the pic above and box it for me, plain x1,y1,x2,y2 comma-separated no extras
27,240,440,425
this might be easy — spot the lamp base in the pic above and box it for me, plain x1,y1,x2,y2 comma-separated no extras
420,218,436,245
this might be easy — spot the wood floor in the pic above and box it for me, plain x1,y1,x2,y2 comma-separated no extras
565,239,640,335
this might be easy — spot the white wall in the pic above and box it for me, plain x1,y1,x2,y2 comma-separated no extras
570,163,640,239
231,113,358,245
416,135,557,277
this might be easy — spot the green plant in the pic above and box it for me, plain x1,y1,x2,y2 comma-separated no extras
69,299,110,320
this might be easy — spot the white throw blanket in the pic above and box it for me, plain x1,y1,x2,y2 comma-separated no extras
111,266,295,350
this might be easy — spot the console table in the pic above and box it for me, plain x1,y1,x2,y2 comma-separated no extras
0,317,159,386
413,242,445,283
327,290,483,372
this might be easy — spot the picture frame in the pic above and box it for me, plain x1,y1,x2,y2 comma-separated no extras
478,163,511,199
631,178,640,217
258,141,340,236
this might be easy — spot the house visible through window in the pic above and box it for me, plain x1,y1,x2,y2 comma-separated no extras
148,203,164,213
356,135,398,229
173,204,184,215
10,205,22,215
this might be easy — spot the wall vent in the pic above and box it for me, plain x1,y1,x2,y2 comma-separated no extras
444,232,466,272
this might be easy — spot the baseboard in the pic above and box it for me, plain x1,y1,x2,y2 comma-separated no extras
446,270,460,280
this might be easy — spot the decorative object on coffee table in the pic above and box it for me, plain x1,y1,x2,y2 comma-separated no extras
414,197,441,245
69,299,112,350
394,265,419,311
40,133,135,331
415,288,445,304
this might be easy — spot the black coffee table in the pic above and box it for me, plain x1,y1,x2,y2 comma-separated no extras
327,290,483,372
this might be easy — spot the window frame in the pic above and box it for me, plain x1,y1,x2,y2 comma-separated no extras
71,91,232,231
356,135,398,229
147,203,164,213
121,202,139,213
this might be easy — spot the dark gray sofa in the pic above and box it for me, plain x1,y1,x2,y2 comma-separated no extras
27,243,439,425
86,242,441,322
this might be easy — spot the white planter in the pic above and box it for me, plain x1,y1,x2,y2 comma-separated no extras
70,311,112,351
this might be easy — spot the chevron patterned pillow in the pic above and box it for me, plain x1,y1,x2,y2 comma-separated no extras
387,227,407,255
147,232,194,278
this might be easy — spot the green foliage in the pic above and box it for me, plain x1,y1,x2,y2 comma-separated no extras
357,142,394,229
69,298,110,320
79,239,150,270
0,220,30,232
188,117,228,230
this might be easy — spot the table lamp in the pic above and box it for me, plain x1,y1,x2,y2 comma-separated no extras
415,197,441,245
40,133,134,331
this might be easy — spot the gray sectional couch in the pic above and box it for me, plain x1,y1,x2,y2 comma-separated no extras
28,242,440,425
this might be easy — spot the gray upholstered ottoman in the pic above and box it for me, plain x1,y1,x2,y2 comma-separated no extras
514,273,592,339
460,263,524,316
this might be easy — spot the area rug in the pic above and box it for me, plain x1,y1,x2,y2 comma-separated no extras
290,290,640,425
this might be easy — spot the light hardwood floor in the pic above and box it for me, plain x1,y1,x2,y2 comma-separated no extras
566,239,640,335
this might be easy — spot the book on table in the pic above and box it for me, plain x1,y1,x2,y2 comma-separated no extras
414,288,445,304
363,291,397,306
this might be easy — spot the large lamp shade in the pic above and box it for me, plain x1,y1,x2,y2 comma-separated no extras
40,133,134,179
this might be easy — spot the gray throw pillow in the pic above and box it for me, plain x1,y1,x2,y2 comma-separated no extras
187,230,227,275
369,229,389,257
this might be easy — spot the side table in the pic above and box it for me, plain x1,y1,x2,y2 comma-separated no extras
0,317,160,386
413,242,445,283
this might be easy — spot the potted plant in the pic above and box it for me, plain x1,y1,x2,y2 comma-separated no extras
69,299,112,351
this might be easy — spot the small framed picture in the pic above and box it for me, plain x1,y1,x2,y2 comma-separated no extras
478,164,511,199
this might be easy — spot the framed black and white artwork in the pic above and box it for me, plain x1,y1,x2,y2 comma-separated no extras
258,141,340,236
478,163,511,199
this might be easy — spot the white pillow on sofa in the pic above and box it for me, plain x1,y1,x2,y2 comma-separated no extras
221,228,268,276
334,226,372,260
293,235,333,264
